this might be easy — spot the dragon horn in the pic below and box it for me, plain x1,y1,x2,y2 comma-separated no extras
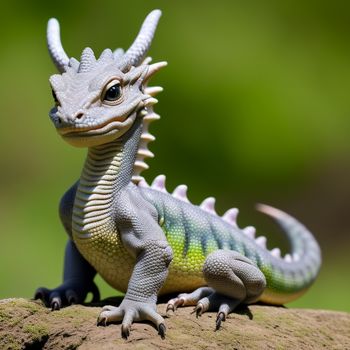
47,18,69,73
123,9,162,67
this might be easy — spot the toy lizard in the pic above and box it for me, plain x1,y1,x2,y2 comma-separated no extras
35,9,321,339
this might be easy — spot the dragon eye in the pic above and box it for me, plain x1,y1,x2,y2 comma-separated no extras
103,82,121,102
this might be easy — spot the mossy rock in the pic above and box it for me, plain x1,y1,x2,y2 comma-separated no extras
0,298,349,349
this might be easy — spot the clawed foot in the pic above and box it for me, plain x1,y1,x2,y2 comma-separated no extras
167,288,241,330
34,280,100,310
97,299,166,339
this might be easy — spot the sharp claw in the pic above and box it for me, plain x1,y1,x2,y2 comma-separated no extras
97,316,107,327
166,304,174,314
158,323,166,339
121,325,130,340
191,304,203,318
51,300,61,311
174,298,184,309
216,312,226,331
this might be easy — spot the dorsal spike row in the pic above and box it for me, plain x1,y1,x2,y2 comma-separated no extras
270,248,281,258
172,185,190,203
242,226,256,239
200,197,217,216
151,175,167,193
222,208,239,227
255,236,267,249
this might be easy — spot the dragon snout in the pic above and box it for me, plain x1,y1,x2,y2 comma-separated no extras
50,108,86,129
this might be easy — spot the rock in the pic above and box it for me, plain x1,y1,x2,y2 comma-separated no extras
0,298,349,349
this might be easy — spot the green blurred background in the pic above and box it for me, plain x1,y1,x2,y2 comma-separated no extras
0,1,349,312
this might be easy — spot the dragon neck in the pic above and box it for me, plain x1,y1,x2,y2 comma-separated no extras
72,117,143,234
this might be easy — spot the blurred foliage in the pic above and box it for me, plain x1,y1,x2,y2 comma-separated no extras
0,0,349,312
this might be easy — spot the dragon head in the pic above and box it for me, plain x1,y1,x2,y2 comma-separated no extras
47,10,166,148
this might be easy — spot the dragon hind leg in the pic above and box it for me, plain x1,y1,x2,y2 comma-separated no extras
166,250,266,330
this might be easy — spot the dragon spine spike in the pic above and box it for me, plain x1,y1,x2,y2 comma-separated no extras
200,197,217,215
144,86,163,96
222,208,239,226
137,148,154,158
134,160,149,171
255,236,267,248
145,61,168,82
144,97,158,107
123,9,162,66
172,185,190,203
284,254,293,262
47,18,70,73
242,226,256,239
144,113,161,122
138,178,150,188
141,133,156,142
270,248,281,258
151,175,167,193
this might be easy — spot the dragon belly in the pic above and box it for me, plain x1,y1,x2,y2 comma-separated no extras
73,224,207,295
73,225,135,294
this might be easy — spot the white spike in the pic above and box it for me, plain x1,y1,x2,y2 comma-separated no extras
138,178,149,188
145,61,168,81
172,185,189,203
139,109,148,117
243,226,256,239
151,175,167,193
134,161,149,170
255,236,267,249
141,133,156,142
137,148,154,158
270,248,281,258
141,132,156,142
145,86,163,96
144,97,158,107
222,208,238,226
132,175,144,183
200,197,217,215
284,254,292,262
292,253,300,261
144,112,161,122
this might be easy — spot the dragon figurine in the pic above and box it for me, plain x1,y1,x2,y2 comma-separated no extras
35,9,321,339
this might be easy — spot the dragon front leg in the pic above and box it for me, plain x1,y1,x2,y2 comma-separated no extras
97,188,173,339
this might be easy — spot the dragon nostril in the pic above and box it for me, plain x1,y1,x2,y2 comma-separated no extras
57,117,62,124
76,113,84,120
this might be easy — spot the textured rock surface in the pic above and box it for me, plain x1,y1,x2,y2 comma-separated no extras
0,298,349,349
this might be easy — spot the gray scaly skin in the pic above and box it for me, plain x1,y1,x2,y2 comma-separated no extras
35,10,322,339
